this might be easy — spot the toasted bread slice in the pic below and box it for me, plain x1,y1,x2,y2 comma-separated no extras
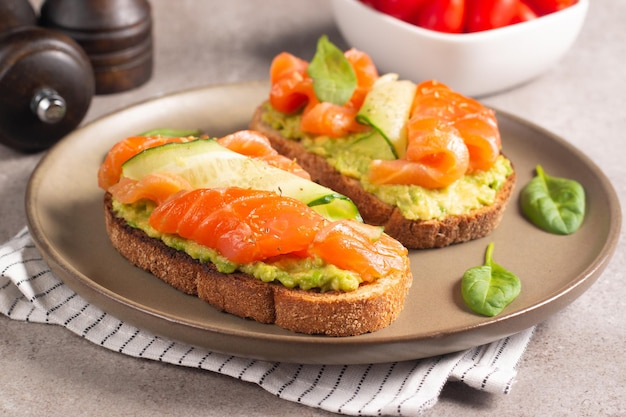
104,193,412,336
250,105,516,249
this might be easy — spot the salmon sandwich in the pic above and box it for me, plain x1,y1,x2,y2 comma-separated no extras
98,130,412,336
250,36,516,249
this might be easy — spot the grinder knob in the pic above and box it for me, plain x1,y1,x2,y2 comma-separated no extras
32,87,67,124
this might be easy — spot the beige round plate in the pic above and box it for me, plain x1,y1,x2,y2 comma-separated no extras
26,81,621,364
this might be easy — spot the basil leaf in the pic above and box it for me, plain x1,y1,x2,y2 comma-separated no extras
461,242,521,317
520,165,586,235
306,35,356,106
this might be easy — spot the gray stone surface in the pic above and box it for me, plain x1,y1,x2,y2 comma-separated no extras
1,1,624,416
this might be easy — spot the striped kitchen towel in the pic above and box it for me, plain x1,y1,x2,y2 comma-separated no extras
0,228,534,416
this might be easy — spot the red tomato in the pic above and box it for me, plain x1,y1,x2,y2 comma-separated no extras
370,0,429,22
524,0,577,15
412,0,466,33
465,0,520,32
510,1,538,24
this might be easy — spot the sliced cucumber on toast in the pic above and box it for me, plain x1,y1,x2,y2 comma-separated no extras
139,128,202,137
356,73,416,159
348,131,396,161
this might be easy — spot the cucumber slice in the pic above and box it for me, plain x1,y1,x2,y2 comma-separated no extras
348,131,396,161
356,73,416,159
122,139,362,222
139,128,202,137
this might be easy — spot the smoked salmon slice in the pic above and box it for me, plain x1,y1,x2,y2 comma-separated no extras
270,52,309,84
98,135,195,190
344,48,379,110
108,172,193,205
411,81,486,122
148,187,406,278
410,80,501,175
368,117,470,188
452,113,501,173
300,101,368,138
217,130,311,179
308,219,407,282
149,188,327,264
269,52,314,114
217,130,277,157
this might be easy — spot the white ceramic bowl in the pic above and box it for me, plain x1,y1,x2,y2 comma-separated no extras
331,0,588,97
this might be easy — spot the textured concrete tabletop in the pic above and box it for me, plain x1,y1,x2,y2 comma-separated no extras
1,1,624,416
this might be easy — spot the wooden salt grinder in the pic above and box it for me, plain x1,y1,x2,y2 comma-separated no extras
39,0,154,95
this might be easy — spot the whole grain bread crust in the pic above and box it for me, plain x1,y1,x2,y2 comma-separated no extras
103,193,412,336
250,105,516,249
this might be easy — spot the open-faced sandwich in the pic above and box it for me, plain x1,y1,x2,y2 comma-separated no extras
97,130,412,336
250,36,516,249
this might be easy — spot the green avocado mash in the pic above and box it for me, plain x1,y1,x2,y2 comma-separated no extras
112,199,361,292
261,103,514,220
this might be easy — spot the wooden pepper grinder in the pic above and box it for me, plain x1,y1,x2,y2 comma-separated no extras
0,0,37,32
39,0,154,95
0,0,95,152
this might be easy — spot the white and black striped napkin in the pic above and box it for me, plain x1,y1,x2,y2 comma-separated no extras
1,228,534,416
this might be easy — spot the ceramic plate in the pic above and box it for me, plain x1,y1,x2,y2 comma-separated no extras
26,81,621,364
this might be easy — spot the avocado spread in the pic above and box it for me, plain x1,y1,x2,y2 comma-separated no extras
112,199,361,292
261,103,514,220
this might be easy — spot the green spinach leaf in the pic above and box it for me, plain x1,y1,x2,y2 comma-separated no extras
461,242,521,317
520,165,586,235
307,35,356,106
